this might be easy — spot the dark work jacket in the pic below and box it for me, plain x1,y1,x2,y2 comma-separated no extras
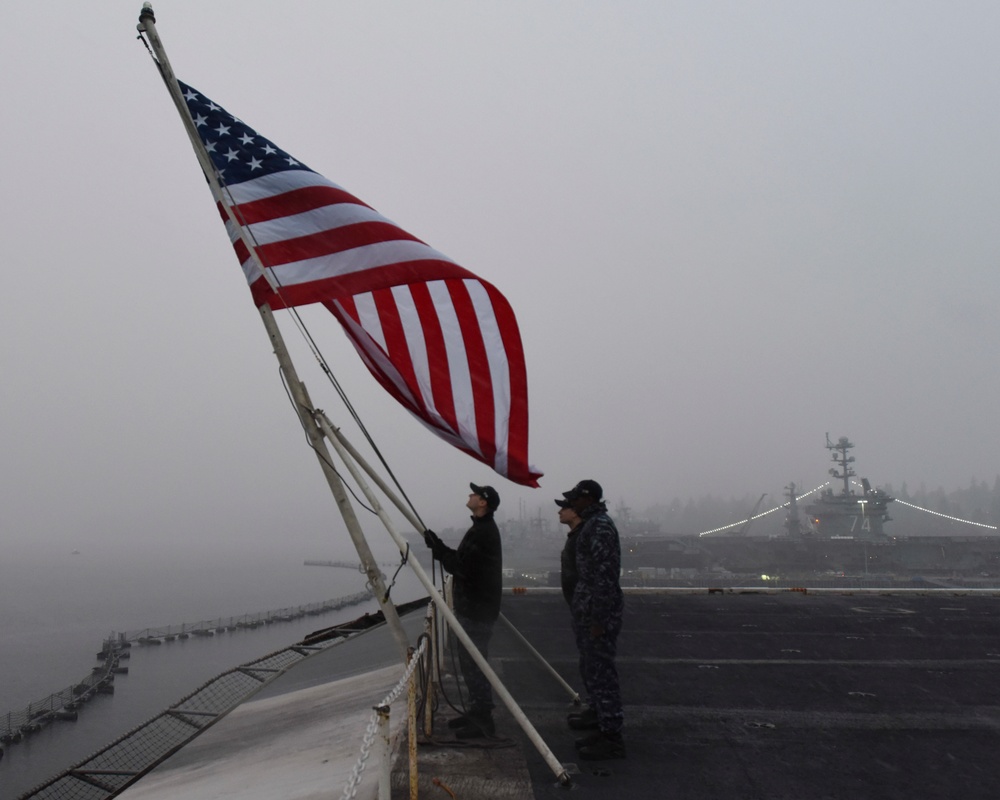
430,513,503,623
571,502,624,626
560,526,581,604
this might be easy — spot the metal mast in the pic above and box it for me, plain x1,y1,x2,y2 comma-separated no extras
826,433,856,497
783,482,802,537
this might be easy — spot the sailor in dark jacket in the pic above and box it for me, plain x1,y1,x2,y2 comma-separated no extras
423,483,503,738
557,498,582,604
562,479,626,760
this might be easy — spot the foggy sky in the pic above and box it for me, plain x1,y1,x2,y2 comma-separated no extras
2,1,997,560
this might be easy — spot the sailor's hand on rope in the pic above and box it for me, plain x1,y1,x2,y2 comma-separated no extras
423,529,443,554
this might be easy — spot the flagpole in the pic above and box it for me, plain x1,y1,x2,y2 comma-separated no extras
136,3,410,659
314,413,573,786
136,5,222,218
136,3,282,294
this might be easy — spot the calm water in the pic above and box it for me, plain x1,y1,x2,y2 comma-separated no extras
0,545,424,797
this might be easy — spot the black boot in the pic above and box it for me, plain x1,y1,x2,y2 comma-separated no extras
454,709,495,739
566,707,599,730
574,731,603,750
577,730,626,761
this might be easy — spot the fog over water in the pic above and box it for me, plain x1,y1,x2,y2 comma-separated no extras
0,549,425,797
2,1,998,568
0,549,410,716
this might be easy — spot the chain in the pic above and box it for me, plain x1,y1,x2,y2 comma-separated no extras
340,638,427,799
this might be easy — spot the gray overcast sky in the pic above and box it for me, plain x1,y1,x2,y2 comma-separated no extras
2,1,997,558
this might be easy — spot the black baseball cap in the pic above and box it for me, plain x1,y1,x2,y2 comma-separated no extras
562,479,603,503
470,482,500,510
554,498,573,509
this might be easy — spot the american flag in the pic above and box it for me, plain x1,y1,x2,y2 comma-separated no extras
178,82,542,487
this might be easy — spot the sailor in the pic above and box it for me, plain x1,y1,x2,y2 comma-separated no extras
562,479,626,760
556,498,583,605
423,483,503,739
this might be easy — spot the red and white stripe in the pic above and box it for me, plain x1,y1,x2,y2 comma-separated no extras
217,168,542,486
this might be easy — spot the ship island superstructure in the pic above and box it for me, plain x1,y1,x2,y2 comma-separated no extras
804,434,894,540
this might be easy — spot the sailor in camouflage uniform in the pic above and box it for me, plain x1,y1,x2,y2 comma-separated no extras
556,498,592,707
562,479,626,760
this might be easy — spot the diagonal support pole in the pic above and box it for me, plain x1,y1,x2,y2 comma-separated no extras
259,307,410,661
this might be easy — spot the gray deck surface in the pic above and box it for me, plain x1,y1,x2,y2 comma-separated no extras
402,590,1000,799
110,590,1000,800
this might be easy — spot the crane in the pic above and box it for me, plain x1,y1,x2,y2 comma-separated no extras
735,493,768,536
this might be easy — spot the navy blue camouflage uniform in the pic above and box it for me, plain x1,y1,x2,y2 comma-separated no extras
561,523,597,712
560,525,580,604
428,513,503,714
571,501,624,735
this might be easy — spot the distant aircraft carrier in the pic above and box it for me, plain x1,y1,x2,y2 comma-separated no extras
619,436,1000,582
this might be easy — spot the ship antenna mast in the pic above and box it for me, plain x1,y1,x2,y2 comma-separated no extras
826,433,856,497
783,482,802,537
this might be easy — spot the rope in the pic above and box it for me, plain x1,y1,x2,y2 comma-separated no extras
422,593,478,725
340,638,428,799
284,309,427,533
274,365,380,516
383,543,409,602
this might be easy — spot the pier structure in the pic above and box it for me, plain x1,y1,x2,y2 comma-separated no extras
0,591,371,748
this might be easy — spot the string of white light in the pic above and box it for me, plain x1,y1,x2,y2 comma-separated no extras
891,498,998,531
844,479,998,531
696,482,831,537
695,480,999,537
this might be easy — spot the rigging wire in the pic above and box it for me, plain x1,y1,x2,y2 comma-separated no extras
283,303,428,533
383,542,409,602
276,363,427,604
276,365,379,516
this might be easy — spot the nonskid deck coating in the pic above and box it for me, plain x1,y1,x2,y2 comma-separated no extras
101,590,1000,800
476,591,1000,799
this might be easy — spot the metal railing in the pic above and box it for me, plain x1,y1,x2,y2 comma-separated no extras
340,636,429,800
